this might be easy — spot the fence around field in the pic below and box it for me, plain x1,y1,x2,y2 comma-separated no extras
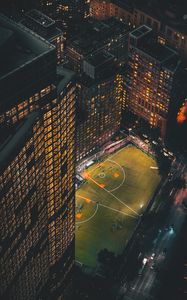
76,135,156,175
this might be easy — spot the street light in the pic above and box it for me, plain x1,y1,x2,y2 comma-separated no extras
128,128,132,136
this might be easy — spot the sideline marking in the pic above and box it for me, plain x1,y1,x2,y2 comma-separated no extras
76,195,138,223
99,203,138,219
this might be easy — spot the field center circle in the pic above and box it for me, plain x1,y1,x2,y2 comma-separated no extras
90,159,126,192
99,172,106,178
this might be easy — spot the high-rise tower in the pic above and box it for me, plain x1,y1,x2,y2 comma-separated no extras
123,25,180,138
0,14,76,300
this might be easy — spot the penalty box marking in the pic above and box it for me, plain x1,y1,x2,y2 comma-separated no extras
76,195,138,225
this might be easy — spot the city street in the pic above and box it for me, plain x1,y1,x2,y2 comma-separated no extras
119,170,187,300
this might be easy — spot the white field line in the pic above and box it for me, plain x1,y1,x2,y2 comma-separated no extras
105,144,132,161
76,203,99,224
99,203,138,219
101,185,140,217
80,144,141,217
106,159,126,192
90,159,125,192
88,176,140,217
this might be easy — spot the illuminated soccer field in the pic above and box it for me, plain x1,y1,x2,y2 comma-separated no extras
75,145,160,268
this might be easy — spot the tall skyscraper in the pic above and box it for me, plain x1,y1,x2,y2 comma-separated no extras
0,14,76,300
76,50,123,161
123,25,180,138
64,17,127,161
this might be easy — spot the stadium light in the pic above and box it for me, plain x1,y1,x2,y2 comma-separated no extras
128,128,132,136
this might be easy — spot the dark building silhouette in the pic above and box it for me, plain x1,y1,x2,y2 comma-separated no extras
0,0,39,15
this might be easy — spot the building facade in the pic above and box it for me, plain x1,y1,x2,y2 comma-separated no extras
0,14,76,300
90,0,134,24
133,5,187,61
90,0,187,60
76,50,123,161
123,25,180,138
90,0,110,20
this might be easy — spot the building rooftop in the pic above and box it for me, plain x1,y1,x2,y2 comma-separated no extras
25,9,55,28
110,0,187,35
57,66,75,94
79,51,116,87
140,41,177,63
163,55,181,73
130,25,152,38
0,26,13,48
112,0,135,13
0,13,55,81
78,66,116,88
67,17,129,56
21,9,63,41
136,0,187,34
85,51,114,67
131,26,179,65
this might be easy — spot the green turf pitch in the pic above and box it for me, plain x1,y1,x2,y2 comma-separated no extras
75,145,160,268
